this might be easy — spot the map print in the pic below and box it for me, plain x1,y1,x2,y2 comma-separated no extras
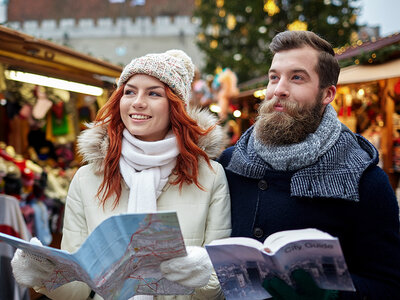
0,211,193,300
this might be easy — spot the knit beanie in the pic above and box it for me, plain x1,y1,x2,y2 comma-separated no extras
117,49,195,104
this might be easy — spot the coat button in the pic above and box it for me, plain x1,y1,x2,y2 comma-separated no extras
258,180,268,190
253,227,264,238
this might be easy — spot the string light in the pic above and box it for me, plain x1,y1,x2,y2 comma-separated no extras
209,104,221,113
4,70,104,96
287,20,308,31
233,110,241,118
253,89,267,99
264,0,280,16
226,14,237,30
210,40,218,49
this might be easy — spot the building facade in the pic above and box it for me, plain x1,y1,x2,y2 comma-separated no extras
3,0,204,67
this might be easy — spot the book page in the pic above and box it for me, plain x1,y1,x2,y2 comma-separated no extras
264,228,334,253
208,237,264,249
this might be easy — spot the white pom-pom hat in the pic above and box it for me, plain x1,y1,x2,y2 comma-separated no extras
117,49,195,104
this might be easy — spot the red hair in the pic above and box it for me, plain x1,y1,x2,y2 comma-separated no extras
93,84,214,208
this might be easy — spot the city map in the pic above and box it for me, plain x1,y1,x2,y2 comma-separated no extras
0,211,193,300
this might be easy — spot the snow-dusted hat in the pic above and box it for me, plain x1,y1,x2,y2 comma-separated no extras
117,49,195,104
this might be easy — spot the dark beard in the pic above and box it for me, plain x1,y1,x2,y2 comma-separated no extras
254,93,324,146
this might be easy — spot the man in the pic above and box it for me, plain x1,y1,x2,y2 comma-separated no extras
218,30,400,299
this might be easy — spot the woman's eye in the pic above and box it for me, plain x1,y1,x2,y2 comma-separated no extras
150,91,161,97
124,89,135,95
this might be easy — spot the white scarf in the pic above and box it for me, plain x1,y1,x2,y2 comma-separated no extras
119,129,179,300
120,129,179,213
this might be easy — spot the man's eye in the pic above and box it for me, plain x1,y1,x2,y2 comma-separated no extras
269,75,278,80
292,75,302,80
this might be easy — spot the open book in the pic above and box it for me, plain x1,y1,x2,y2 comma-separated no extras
206,228,355,300
0,211,193,300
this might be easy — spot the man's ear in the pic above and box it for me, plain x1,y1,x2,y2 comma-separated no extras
322,85,336,105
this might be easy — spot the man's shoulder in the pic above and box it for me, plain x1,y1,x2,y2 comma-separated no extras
217,146,236,168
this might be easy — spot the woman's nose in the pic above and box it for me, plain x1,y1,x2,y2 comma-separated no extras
132,93,147,109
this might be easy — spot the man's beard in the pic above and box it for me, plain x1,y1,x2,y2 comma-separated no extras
254,93,324,146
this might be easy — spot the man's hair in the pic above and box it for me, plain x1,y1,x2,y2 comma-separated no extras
269,31,340,89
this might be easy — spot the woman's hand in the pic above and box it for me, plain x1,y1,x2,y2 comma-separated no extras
160,246,213,288
11,237,55,288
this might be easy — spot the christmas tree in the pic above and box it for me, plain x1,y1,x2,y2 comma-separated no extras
194,0,361,83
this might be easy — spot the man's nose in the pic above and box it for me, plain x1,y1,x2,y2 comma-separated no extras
273,80,289,98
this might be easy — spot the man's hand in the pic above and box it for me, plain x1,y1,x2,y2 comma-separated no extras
262,269,338,300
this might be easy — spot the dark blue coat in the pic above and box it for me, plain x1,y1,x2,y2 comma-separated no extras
218,129,400,299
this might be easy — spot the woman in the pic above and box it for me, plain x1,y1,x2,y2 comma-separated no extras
12,50,231,299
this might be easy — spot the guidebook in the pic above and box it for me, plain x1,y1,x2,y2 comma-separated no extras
0,211,193,300
206,228,355,300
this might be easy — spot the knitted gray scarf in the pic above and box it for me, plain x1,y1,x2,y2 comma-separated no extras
227,104,379,201
253,104,341,171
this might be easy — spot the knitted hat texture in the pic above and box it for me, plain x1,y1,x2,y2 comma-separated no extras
117,49,195,104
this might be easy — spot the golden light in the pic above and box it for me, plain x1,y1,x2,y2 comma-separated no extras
226,14,237,30
212,24,220,38
209,104,221,113
253,89,267,99
264,0,280,16
195,0,201,7
210,40,218,49
197,33,205,42
287,20,308,31
4,70,104,96
345,94,352,106
219,9,226,18
216,0,224,8
357,89,365,97
233,110,241,118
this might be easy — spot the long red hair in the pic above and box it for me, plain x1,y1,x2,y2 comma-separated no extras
93,84,214,208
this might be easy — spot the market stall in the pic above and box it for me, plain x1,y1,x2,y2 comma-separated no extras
0,25,122,299
335,57,400,190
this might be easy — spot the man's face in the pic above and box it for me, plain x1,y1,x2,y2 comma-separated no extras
255,46,330,145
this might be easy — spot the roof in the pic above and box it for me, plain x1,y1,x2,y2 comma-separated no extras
7,0,194,22
0,25,122,86
335,32,400,61
338,57,400,85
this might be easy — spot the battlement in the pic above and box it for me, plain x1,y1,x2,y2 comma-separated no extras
6,15,197,40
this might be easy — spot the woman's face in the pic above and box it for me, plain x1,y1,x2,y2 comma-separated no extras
120,74,170,141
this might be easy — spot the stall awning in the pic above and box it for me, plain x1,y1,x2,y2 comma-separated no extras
338,58,400,85
0,25,122,87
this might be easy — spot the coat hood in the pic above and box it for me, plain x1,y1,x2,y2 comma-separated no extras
77,107,227,174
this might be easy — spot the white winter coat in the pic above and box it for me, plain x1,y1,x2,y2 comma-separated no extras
36,108,231,300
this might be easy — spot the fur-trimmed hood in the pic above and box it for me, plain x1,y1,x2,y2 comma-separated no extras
77,107,227,174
